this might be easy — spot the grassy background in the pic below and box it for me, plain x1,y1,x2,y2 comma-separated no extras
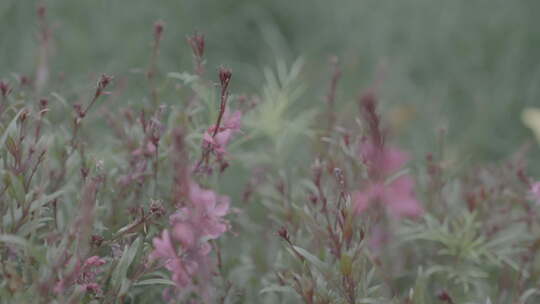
1,0,540,164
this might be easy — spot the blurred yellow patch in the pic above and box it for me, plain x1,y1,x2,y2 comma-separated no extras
387,105,416,132
522,108,540,142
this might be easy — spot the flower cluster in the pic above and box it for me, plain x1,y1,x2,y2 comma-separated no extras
54,256,107,295
353,93,423,218
353,141,423,217
151,180,230,299
196,67,242,173
202,108,242,159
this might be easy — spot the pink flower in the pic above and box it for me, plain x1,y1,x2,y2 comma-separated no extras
530,182,540,204
150,230,199,288
202,108,242,158
151,181,230,294
382,176,423,217
55,255,107,295
84,283,101,294
83,256,106,267
354,142,423,218
172,222,195,247
188,182,230,238
132,141,157,157
167,258,198,287
151,230,177,260
353,176,422,218
222,109,242,130
360,141,408,178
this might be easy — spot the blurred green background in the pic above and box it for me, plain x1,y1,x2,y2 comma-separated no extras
1,0,540,164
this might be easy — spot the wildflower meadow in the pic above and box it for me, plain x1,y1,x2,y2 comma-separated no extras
1,1,540,303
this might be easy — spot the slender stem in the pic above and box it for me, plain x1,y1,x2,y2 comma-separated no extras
212,83,230,137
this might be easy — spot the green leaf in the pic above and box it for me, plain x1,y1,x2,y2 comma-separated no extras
260,284,295,295
118,278,132,297
167,72,198,84
5,135,16,155
340,254,353,276
2,205,22,227
29,190,64,213
520,288,539,303
18,216,53,237
7,172,25,204
0,109,23,147
134,278,177,287
410,268,427,304
112,237,142,289
292,245,327,271
0,234,30,247
50,92,69,108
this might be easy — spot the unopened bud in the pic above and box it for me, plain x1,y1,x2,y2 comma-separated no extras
218,67,232,89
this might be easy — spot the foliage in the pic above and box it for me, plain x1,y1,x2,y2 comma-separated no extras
1,3,540,304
